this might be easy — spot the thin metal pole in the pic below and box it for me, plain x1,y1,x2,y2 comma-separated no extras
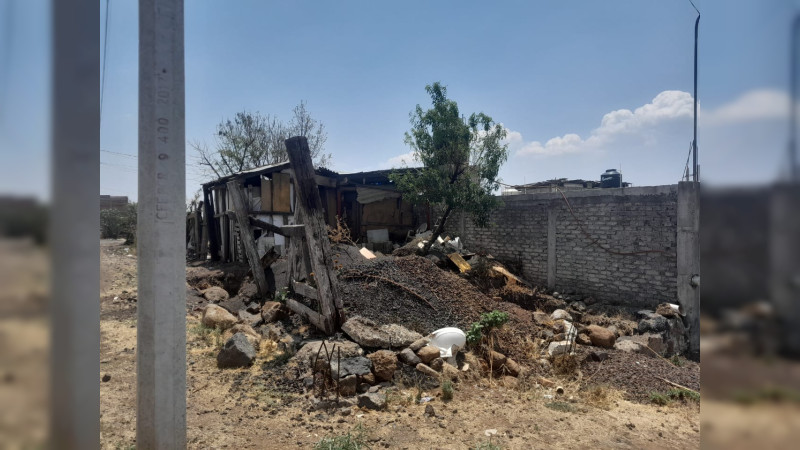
790,14,800,183
137,0,186,448
692,12,700,182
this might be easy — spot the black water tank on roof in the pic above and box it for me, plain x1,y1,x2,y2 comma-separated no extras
601,169,621,188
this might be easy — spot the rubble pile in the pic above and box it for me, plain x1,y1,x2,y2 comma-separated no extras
188,234,699,406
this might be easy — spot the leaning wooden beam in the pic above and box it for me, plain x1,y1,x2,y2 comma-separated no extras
285,136,342,334
203,185,220,261
285,299,327,332
292,280,319,300
227,181,270,298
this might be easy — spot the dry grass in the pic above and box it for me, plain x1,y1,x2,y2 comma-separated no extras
581,312,637,336
582,385,624,410
552,354,580,377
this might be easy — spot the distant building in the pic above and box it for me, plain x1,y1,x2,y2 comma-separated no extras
100,195,129,211
502,176,630,195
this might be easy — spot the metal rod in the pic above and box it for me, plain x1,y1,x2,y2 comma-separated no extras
790,13,800,183
692,10,700,182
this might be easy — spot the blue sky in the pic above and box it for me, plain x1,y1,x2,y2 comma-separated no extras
0,0,795,201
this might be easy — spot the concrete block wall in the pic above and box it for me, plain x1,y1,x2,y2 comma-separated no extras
448,185,680,308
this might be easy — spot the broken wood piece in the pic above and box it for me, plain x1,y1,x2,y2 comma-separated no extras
491,265,524,285
447,253,471,273
285,299,327,332
226,181,270,299
292,280,319,300
656,376,700,395
359,247,376,259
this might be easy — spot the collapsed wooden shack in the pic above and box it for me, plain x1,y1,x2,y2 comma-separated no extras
187,164,424,263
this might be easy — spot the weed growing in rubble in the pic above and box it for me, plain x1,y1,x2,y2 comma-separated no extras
189,323,223,349
466,311,509,346
274,288,288,304
669,355,686,367
313,423,371,450
473,440,502,450
441,379,454,401
545,401,577,413
650,388,700,406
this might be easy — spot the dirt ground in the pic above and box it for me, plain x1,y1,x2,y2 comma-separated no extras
94,240,700,449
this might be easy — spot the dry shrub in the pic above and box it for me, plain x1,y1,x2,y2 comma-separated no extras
522,337,543,362
327,216,355,245
582,384,623,410
552,354,580,377
461,351,484,382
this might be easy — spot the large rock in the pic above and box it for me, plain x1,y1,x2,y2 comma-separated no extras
415,363,440,378
338,375,357,396
408,337,430,352
615,334,663,356
202,304,238,330
533,311,553,326
398,348,422,366
488,350,507,368
330,356,373,379
357,393,387,411
238,309,262,328
202,286,229,302
503,358,521,377
547,340,573,357
613,339,646,355
416,345,441,364
551,309,573,322
637,310,668,333
261,301,284,323
341,316,423,348
585,324,616,348
217,333,256,368
292,339,364,367
225,324,261,349
367,350,397,382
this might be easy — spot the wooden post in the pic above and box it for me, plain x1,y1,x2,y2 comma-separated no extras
285,136,342,334
203,185,220,261
137,0,186,447
227,180,270,298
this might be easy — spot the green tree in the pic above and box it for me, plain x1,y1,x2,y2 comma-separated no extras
390,82,508,254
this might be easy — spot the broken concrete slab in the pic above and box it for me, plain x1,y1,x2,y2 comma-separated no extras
330,356,373,379
341,316,423,348
547,340,573,357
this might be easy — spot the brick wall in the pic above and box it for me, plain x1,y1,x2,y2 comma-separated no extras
448,185,679,308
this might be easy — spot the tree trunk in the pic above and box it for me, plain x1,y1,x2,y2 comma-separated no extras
421,205,453,255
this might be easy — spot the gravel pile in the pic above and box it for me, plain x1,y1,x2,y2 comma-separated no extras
336,251,492,334
581,350,700,403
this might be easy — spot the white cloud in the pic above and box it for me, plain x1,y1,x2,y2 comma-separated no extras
515,90,693,157
380,151,419,169
701,89,788,126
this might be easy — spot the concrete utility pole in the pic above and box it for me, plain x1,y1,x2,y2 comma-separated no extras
51,0,100,448
137,0,186,448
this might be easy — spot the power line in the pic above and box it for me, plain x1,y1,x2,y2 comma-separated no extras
101,149,136,158
100,0,110,121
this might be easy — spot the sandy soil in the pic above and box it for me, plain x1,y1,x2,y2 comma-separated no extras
96,240,700,449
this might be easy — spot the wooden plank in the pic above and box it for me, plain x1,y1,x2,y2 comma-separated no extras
447,253,471,273
286,136,342,334
292,280,319,300
285,299,327,332
314,174,337,188
227,181,270,298
203,186,220,261
261,176,273,211
272,172,292,213
491,265,525,285
224,211,306,238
